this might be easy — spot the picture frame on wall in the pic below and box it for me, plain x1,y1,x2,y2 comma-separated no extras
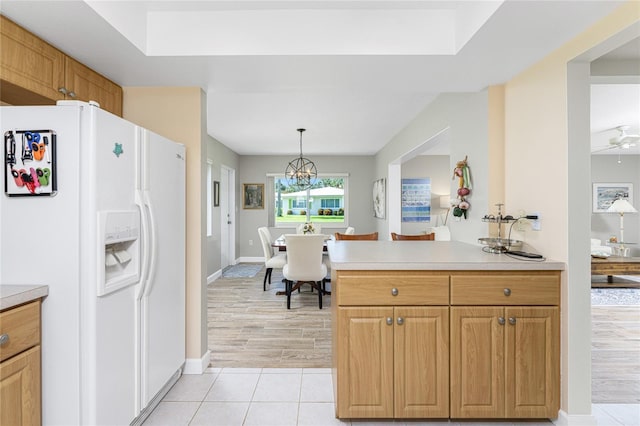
243,183,264,209
373,178,385,219
592,182,633,213
213,180,220,207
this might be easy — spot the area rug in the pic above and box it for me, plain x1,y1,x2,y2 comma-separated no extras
221,263,262,278
591,288,640,305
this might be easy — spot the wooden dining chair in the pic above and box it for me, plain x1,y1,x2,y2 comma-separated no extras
390,232,435,240
282,234,328,309
335,232,378,240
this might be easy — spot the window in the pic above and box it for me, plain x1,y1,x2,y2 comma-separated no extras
268,174,348,227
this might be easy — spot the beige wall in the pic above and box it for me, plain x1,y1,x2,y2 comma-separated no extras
123,87,208,364
487,85,505,229
503,2,639,420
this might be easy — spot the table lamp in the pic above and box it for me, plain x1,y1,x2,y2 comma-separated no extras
606,198,637,245
440,195,451,225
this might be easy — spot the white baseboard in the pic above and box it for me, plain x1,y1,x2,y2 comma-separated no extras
237,256,263,263
553,410,597,426
207,270,221,284
183,350,211,375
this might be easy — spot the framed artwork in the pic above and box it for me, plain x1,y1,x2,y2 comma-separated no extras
592,183,633,212
401,178,431,222
373,178,385,219
243,183,264,209
213,180,220,207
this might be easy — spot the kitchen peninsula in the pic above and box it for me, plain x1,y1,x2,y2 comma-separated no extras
327,240,564,420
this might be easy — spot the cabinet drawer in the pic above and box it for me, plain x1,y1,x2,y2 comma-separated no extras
450,274,559,305
0,301,41,362
337,272,449,305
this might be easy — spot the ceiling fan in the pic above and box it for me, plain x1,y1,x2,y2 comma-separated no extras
592,125,640,153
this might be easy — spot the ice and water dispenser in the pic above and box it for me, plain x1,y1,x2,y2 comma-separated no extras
98,210,140,296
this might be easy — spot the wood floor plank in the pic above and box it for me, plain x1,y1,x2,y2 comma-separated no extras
208,267,331,368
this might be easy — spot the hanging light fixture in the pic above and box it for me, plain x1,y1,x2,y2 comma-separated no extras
285,128,317,189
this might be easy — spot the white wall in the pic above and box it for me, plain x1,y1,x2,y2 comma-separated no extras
374,91,492,245
591,155,640,256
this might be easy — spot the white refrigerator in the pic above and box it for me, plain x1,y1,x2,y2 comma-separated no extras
0,101,186,425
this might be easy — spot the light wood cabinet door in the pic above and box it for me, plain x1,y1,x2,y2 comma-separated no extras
505,307,559,418
0,345,41,426
450,307,505,418
337,307,394,418
64,57,123,116
0,15,65,104
394,307,449,418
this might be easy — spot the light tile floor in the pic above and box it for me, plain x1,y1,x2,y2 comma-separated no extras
141,368,640,426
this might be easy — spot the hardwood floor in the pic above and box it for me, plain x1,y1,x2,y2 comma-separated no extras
592,304,640,403
208,267,331,368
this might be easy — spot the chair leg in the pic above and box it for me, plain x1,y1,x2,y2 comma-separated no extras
263,268,272,291
317,281,323,309
286,280,292,309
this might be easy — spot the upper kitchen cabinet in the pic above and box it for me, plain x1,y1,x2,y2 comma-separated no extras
0,15,122,116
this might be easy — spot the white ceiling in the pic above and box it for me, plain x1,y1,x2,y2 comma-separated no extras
1,0,636,156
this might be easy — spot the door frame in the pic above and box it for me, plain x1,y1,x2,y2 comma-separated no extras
220,165,236,268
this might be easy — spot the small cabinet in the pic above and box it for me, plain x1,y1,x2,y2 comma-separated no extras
333,271,449,419
0,300,42,425
449,273,560,419
1,15,122,116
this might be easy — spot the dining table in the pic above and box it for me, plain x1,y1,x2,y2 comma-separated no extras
271,234,331,252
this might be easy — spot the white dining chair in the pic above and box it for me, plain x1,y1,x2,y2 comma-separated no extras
258,227,287,291
282,234,328,309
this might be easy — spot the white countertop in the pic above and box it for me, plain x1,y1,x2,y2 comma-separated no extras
327,240,565,271
0,285,49,310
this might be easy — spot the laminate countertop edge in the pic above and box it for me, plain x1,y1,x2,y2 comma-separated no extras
0,285,49,310
327,240,565,271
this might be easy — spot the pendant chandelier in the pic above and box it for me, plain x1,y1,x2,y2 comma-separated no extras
285,128,317,189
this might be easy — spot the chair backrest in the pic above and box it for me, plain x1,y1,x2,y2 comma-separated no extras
296,222,322,235
391,232,435,240
335,232,378,240
344,226,355,235
258,227,275,261
283,234,326,280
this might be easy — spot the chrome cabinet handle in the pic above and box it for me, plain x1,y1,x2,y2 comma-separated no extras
509,317,516,325
498,317,505,325
386,317,393,326
68,91,77,98
397,317,404,325
0,333,9,346
58,87,68,95
503,288,511,296
391,288,398,296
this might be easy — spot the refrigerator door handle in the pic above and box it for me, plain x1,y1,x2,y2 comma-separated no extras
142,190,158,297
135,189,151,301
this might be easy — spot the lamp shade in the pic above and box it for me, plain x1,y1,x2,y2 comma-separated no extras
607,199,638,213
440,195,451,209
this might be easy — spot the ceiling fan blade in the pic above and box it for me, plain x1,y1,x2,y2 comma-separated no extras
592,145,619,153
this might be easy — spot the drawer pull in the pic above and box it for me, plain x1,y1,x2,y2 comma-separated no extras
386,317,393,326
397,317,404,325
509,317,516,325
391,288,398,296
503,288,511,296
498,317,505,325
0,333,9,346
